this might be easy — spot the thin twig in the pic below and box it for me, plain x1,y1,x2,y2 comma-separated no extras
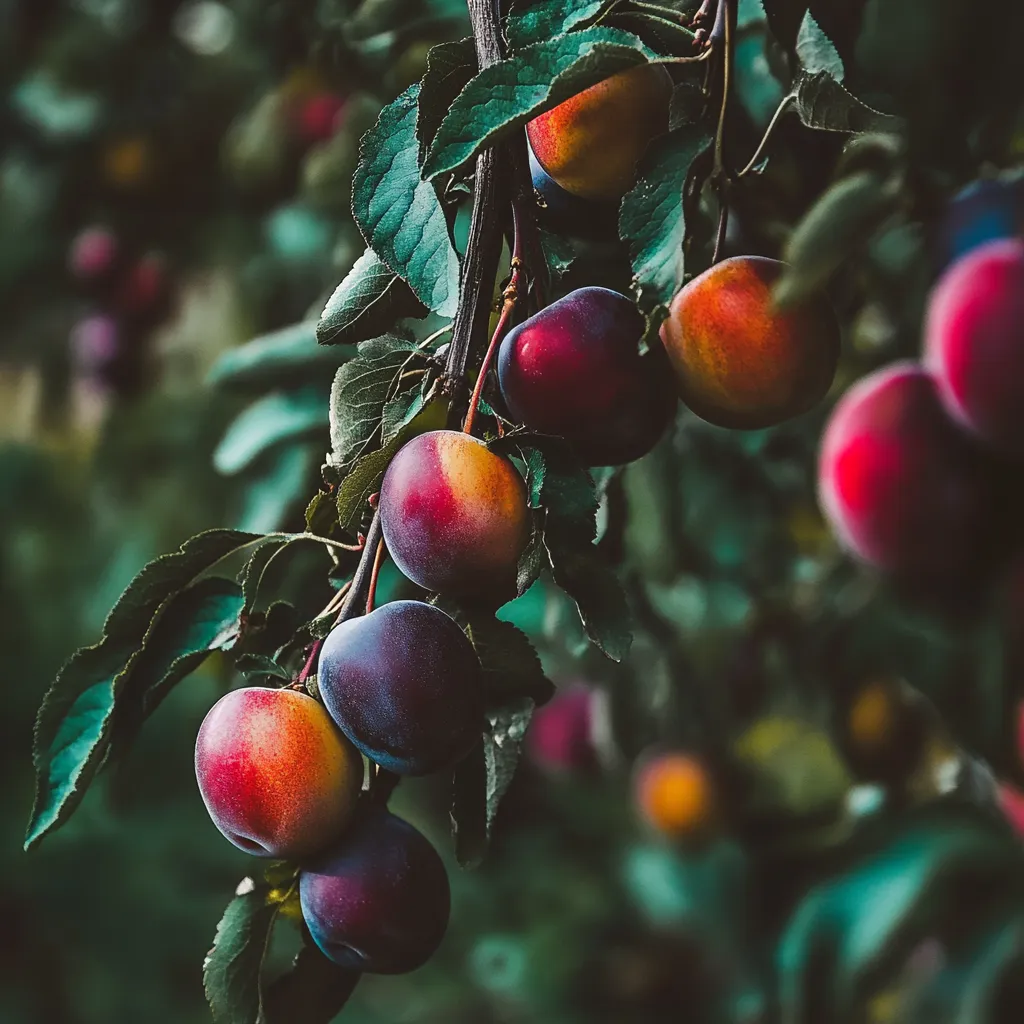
365,539,387,615
735,92,797,179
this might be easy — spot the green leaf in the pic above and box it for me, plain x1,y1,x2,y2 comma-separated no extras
262,944,361,1024
352,84,460,317
317,248,428,348
463,614,555,707
794,71,903,134
26,529,259,850
505,0,607,51
203,880,280,1024
214,387,328,476
423,27,658,181
776,169,901,304
544,539,633,661
239,538,287,610
335,396,446,533
209,322,351,392
484,698,535,833
111,577,244,753
609,9,697,58
539,229,576,282
619,124,713,312
450,741,488,868
416,38,477,161
328,335,427,473
777,815,1024,1024
795,10,844,80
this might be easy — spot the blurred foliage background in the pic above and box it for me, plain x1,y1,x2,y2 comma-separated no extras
4,1,1024,1023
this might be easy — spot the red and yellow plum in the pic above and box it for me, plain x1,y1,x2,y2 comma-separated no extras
924,238,1024,458
379,430,530,602
318,600,482,775
526,64,672,202
299,810,450,974
498,287,678,465
660,256,840,429
818,362,990,579
194,687,362,859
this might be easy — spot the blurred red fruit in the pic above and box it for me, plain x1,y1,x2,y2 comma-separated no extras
527,684,596,774
69,226,118,280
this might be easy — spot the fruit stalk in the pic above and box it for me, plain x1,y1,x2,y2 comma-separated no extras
711,0,735,263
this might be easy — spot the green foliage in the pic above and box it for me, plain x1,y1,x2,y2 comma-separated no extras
505,0,608,51
317,250,428,348
352,86,461,317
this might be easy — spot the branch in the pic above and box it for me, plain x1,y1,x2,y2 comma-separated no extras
442,0,508,413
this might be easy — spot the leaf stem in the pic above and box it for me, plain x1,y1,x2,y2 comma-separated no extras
735,91,797,178
365,539,387,614
463,206,524,436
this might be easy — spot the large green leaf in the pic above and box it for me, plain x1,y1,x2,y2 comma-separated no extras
795,10,844,80
505,0,607,51
214,387,329,476
209,322,350,392
777,815,1024,1024
423,27,658,180
463,613,555,707
416,38,477,161
352,85,460,317
25,529,259,850
484,698,535,833
316,249,427,348
759,0,809,50
619,124,713,312
203,880,280,1024
110,577,244,752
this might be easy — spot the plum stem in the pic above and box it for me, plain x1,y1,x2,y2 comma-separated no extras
462,205,524,436
710,0,735,264
442,0,507,411
365,538,387,614
335,511,384,626
735,92,797,179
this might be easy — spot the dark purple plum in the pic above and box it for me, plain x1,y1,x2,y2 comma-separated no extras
497,287,677,466
299,810,450,974
317,600,482,775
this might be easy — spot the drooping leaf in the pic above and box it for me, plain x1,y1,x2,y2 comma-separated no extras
111,577,244,753
317,249,428,348
423,28,658,181
484,698,535,832
505,0,607,51
328,335,427,472
794,71,903,134
463,614,555,707
451,741,488,868
209,322,350,391
203,880,280,1024
776,169,902,304
795,10,844,80
416,38,477,161
26,530,260,850
352,85,460,317
262,944,361,1024
620,124,713,312
214,387,328,476
544,538,633,661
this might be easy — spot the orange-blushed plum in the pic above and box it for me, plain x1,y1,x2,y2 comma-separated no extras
498,287,678,466
195,687,363,858
299,810,450,973
379,430,530,602
318,600,482,775
634,751,715,840
660,256,840,429
526,64,672,202
924,238,1024,458
818,362,992,580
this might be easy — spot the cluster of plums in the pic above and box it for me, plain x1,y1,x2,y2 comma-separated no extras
67,224,172,397
819,234,1024,582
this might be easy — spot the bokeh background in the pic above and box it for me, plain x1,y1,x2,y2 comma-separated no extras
4,2,1024,1023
